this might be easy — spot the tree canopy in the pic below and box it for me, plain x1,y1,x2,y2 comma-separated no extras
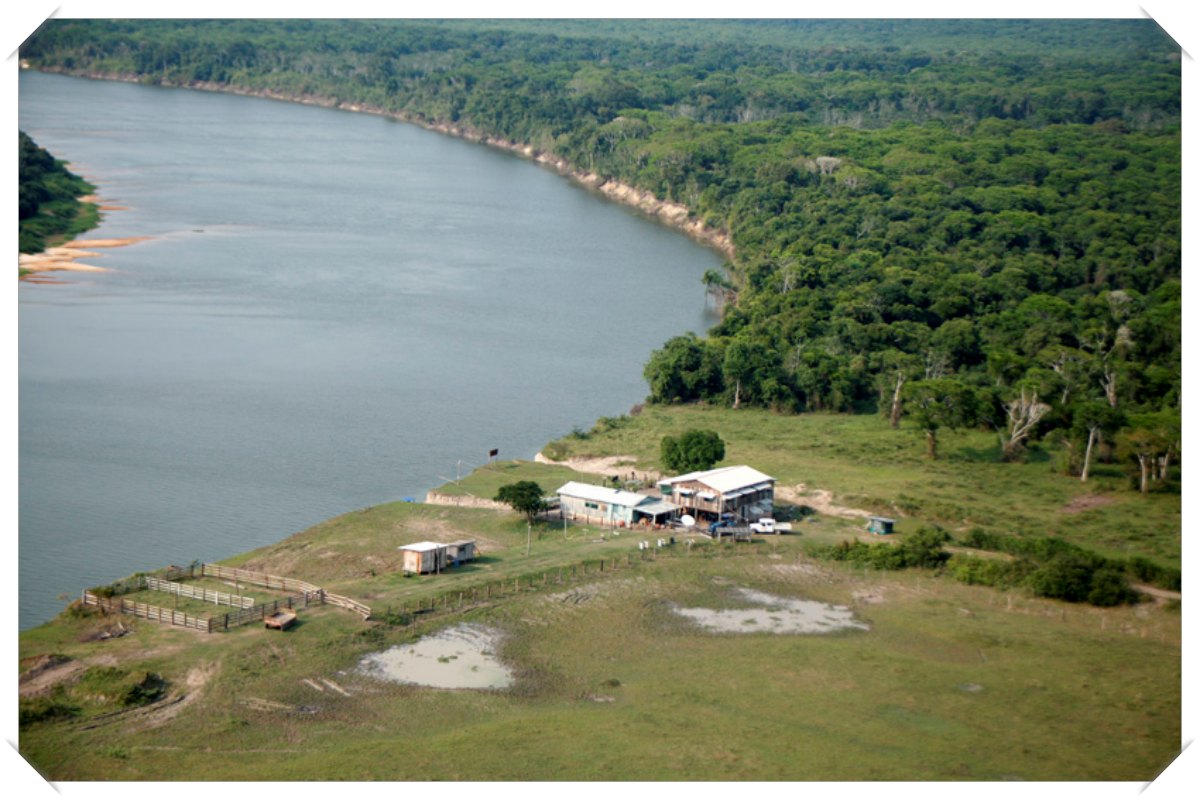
18,131,97,254
21,19,1180,473
661,429,726,473
494,481,547,522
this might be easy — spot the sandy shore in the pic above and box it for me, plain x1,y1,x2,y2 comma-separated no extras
19,235,150,278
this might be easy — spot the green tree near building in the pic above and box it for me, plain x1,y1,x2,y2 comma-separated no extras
494,481,547,523
660,429,726,473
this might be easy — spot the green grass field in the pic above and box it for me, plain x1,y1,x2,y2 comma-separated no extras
543,406,1181,567
17,406,1181,781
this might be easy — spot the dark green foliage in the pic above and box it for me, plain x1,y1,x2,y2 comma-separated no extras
644,334,724,404
954,528,1140,605
1027,554,1098,602
895,526,952,569
952,555,1028,589
1086,568,1140,607
1128,556,1181,592
122,672,167,706
494,481,547,522
660,429,726,473
19,131,97,253
19,695,80,726
812,525,950,571
959,526,1176,592
377,609,414,626
19,20,1179,436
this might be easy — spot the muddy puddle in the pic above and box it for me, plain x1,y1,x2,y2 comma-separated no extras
673,588,869,634
358,623,514,690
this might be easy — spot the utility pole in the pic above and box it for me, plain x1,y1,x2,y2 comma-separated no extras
526,519,532,557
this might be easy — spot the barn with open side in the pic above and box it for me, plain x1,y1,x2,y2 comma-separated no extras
658,465,775,523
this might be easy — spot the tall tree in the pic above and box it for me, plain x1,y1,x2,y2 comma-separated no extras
902,378,978,460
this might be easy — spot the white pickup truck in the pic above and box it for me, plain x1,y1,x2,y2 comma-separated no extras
749,518,792,534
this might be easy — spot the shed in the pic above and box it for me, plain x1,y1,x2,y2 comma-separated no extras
399,541,449,574
446,539,477,565
867,516,896,535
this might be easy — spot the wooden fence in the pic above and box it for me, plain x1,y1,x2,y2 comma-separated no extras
200,564,322,595
82,591,213,632
81,563,374,632
144,576,255,608
80,542,758,633
215,589,325,630
324,592,372,619
376,543,753,624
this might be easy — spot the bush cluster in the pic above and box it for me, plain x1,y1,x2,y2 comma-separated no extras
958,527,1176,595
19,696,80,726
813,526,951,571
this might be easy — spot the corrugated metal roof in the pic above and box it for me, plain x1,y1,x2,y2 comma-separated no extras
662,465,775,495
399,541,445,552
556,481,650,508
634,499,679,516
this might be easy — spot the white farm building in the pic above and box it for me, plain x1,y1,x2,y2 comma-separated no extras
556,481,679,527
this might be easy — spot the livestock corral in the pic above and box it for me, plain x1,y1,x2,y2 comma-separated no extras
81,563,370,633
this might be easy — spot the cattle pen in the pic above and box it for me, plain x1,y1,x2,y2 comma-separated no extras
80,563,371,633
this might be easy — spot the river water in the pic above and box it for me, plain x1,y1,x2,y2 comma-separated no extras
17,71,721,630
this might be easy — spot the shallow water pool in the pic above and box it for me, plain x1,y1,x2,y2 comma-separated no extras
673,587,869,634
358,623,514,690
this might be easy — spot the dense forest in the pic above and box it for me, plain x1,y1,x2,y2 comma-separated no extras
20,19,1182,482
18,130,97,254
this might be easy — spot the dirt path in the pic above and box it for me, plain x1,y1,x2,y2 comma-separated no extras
535,452,659,481
775,483,873,519
1131,583,1182,603
74,660,219,732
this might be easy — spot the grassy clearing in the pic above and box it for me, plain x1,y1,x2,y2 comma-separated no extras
18,407,1180,780
19,540,1179,781
542,405,1181,567
428,459,584,500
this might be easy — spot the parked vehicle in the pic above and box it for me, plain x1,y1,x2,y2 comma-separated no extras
749,518,793,534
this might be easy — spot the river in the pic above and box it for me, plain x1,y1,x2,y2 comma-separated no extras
17,71,721,630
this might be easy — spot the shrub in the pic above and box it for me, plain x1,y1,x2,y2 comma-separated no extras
19,696,80,726
660,429,726,473
1027,554,1099,602
1127,556,1181,592
1087,568,1139,607
122,672,166,707
896,526,951,569
377,609,413,626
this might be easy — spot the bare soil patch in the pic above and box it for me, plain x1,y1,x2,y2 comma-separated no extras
19,655,86,698
128,661,218,731
776,483,873,519
672,587,870,635
535,452,658,481
359,623,513,690
1060,494,1116,514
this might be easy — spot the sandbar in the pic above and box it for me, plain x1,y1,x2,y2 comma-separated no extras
19,235,150,278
